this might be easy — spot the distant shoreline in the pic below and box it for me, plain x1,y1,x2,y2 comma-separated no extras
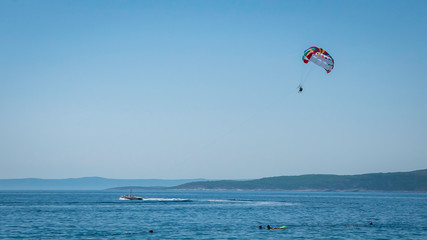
1,169,426,192
170,169,427,192
166,188,427,193
1,189,426,193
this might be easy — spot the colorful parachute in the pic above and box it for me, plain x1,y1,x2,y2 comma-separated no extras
302,46,334,73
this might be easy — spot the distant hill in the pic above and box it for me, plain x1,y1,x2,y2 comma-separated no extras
0,177,206,190
2,170,426,192
171,169,427,192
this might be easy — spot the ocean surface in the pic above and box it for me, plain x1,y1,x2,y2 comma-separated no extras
0,190,426,239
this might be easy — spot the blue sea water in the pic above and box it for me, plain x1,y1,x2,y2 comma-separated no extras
0,191,426,239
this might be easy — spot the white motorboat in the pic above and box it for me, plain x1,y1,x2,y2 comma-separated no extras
119,190,143,200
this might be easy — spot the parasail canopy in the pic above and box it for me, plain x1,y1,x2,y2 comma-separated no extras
302,46,334,73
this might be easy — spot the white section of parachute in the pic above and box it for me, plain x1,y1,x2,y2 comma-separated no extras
309,52,334,72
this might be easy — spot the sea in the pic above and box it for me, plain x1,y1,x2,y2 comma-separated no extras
0,190,426,239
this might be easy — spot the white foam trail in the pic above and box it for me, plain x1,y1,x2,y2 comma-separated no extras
142,198,190,201
204,199,300,206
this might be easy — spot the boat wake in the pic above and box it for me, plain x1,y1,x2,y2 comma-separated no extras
137,198,191,202
204,199,299,206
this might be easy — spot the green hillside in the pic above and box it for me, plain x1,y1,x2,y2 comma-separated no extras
172,169,427,192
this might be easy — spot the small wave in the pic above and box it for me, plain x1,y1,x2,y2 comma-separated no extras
254,201,299,206
206,199,236,203
205,198,255,203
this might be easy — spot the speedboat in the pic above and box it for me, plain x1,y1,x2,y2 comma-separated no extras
119,190,143,200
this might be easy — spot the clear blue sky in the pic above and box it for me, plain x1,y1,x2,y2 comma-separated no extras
1,0,426,179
